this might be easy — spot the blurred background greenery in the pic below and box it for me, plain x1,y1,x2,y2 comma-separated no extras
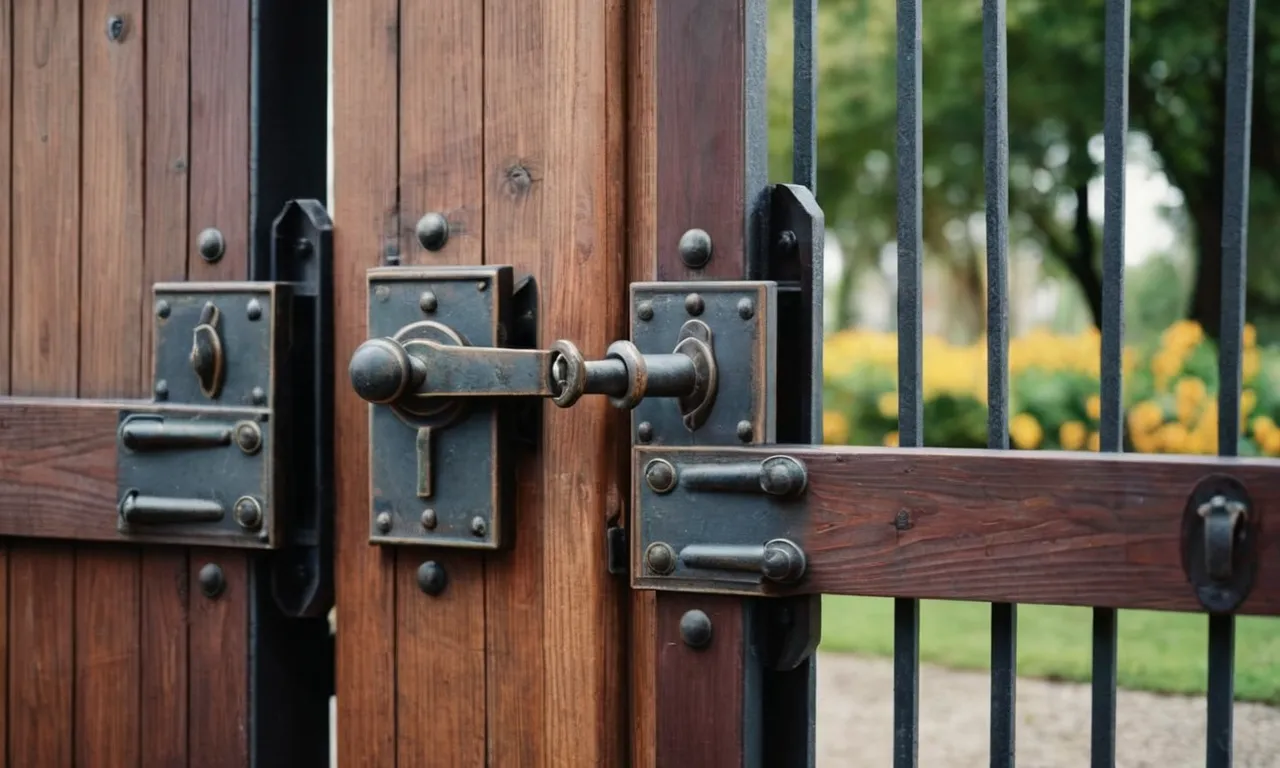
768,0,1280,701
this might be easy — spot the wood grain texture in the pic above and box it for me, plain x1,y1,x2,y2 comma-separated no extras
0,0,10,394
188,0,249,281
8,546,74,768
140,551,190,767
331,0,399,762
188,551,249,768
74,547,141,768
0,547,7,763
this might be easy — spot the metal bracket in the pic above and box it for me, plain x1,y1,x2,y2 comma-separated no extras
1182,474,1258,613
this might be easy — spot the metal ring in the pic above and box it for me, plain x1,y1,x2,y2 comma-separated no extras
605,340,648,410
549,339,588,407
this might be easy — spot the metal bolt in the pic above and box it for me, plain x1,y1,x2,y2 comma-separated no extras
736,421,754,443
420,508,438,530
679,609,713,650
155,299,171,319
154,379,169,400
893,510,912,531
645,542,676,575
684,293,705,316
293,238,313,258
234,421,263,454
105,15,126,42
196,228,225,263
737,298,755,320
637,422,654,443
416,212,450,251
416,561,448,596
476,281,488,292
760,456,808,497
419,290,438,314
636,301,654,322
198,563,225,599
375,512,393,533
375,285,391,302
246,298,262,321
233,496,263,531
776,229,798,256
644,459,677,494
250,386,267,405
679,228,713,269
470,516,488,537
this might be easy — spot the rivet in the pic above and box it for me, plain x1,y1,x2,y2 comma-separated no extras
679,609,713,649
684,293,705,316
196,228,225,263
233,496,263,531
374,512,393,534
417,561,448,596
476,281,488,292
644,459,677,494
637,422,654,443
420,508,438,530
737,298,755,320
416,212,450,251
198,563,225,599
736,421,754,443
470,516,488,537
645,542,676,575
251,386,267,406
636,301,654,322
894,510,911,531
293,238,313,258
246,298,262,321
419,290,438,314
155,299,171,319
154,379,169,400
105,15,126,42
375,285,391,302
679,228,713,269
776,229,798,255
234,421,263,454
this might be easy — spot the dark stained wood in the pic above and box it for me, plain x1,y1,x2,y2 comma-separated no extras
74,547,141,768
0,547,7,763
8,547,74,768
188,551,249,768
140,551,190,767
0,0,10,395
331,0,399,762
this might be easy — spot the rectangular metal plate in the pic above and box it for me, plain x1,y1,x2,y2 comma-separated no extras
630,281,776,447
366,266,514,549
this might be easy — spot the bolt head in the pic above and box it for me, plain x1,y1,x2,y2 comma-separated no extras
736,420,754,443
233,497,263,531
196,228,225,263
645,542,676,575
419,290,438,313
760,456,807,497
293,238,313,258
416,561,448,596
679,609,713,649
375,512,393,534
636,301,654,322
105,15,126,42
421,508,438,530
246,298,262,321
476,280,488,292
154,379,170,400
684,293,704,316
234,421,263,454
155,299,171,319
198,563,225,599
679,228,713,269
644,459,677,494
637,422,654,443
470,516,488,537
737,298,755,320
251,386,267,406
416,213,450,251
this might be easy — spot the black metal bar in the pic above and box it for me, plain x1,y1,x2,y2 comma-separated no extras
1207,1,1255,765
1092,1,1130,765
895,0,923,765
982,2,1016,764
792,0,817,194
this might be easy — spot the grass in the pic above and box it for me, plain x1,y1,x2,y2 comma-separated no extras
819,596,1280,705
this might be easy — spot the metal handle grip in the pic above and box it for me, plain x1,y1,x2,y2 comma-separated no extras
119,493,226,525
677,539,807,584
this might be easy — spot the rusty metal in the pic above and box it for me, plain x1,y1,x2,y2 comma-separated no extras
1182,475,1257,613
189,302,226,398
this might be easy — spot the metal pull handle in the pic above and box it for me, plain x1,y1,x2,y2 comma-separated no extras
118,415,263,455
1197,494,1248,581
668,539,807,585
119,492,226,525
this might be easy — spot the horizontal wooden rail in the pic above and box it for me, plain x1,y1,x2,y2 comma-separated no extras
633,446,1280,614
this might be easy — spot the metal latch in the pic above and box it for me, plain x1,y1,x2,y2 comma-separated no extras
117,200,333,617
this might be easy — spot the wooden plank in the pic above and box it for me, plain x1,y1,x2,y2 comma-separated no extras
74,546,141,768
394,1,487,765
188,0,249,282
0,548,7,763
8,547,74,768
0,0,11,394
331,0,399,762
188,551,249,768
140,551,190,767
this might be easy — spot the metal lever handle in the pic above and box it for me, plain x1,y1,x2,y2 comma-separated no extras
1197,494,1248,581
677,539,807,585
119,492,226,525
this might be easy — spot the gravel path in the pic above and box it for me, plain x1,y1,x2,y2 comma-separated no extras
817,653,1280,767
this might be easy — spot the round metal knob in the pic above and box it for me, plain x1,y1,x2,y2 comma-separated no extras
349,338,425,404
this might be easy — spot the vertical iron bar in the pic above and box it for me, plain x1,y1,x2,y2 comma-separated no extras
1092,2,1130,766
1209,1,1255,765
895,0,923,766
793,0,817,194
982,2,1015,766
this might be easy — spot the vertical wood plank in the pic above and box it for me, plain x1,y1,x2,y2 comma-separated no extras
0,0,11,395
0,547,7,764
395,1,487,765
188,0,249,282
73,548,141,768
8,548,74,768
140,552,189,767
331,0,399,763
188,551,249,768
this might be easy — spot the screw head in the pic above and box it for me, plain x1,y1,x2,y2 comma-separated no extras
251,386,267,406
105,15,126,42
374,512,393,534
155,299,171,319
737,298,755,320
419,290,438,313
736,420,754,443
234,421,263,454
476,281,488,292
644,459,677,494
636,301,654,322
374,285,391,302
293,238,313,258
679,228,713,269
416,212,450,251
416,561,448,596
684,293,705,316
246,298,262,321
233,496,263,531
470,516,488,537
637,422,654,443
679,609,713,649
776,229,798,255
198,563,225,599
645,542,676,575
421,509,438,530
196,228,225,263
154,379,170,400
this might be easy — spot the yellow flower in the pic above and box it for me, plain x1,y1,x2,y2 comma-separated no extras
1085,394,1101,421
883,431,899,448
1059,420,1088,451
1087,432,1100,451
1010,413,1043,450
1244,323,1257,349
1151,349,1184,392
822,411,849,445
1241,389,1257,416
1161,320,1205,353
1251,415,1276,441
1175,376,1207,425
1127,401,1165,435
1243,349,1260,383
1157,423,1189,453
877,391,898,419
1264,429,1280,457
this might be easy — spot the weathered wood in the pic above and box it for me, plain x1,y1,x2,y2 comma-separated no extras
8,546,74,768
0,0,10,395
331,0,399,762
140,551,190,767
188,551,249,768
74,546,141,768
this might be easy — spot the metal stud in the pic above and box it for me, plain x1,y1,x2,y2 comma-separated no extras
155,299,171,319
679,228,713,269
420,508,438,530
105,15,126,42
644,459,677,494
251,386,267,406
737,298,755,320
636,301,655,322
417,561,448,596
679,609,713,649
736,421,754,443
198,563,225,599
234,421,263,454
233,497,263,531
154,379,170,400
645,542,676,575
196,228,225,263
375,512,393,534
684,293,705,317
637,422,654,443
469,516,488,537
419,290,438,314
415,212,450,251
246,298,263,321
